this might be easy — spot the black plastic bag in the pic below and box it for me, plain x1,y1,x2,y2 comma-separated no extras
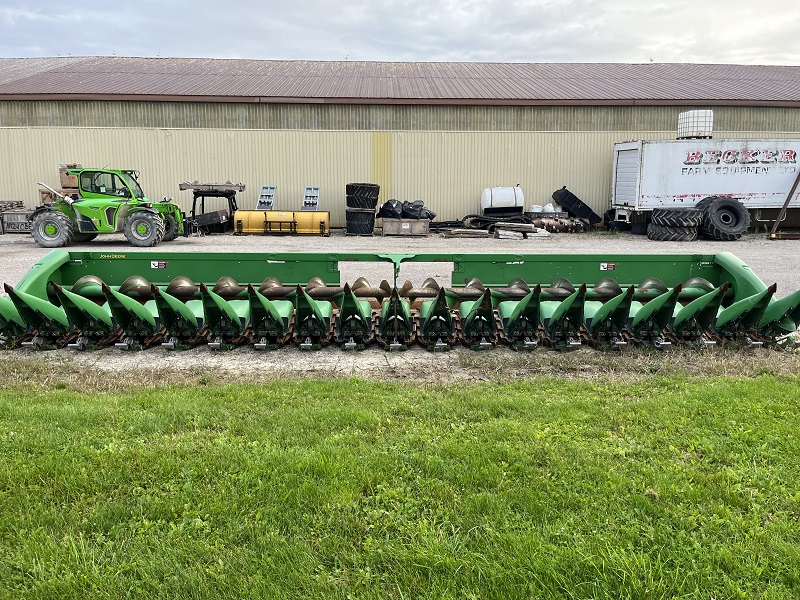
402,200,425,219
378,199,402,219
420,207,436,220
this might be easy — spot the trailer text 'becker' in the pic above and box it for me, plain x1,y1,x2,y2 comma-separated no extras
684,149,797,165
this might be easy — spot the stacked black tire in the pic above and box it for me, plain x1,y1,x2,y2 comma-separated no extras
647,197,750,242
647,208,701,241
346,183,380,236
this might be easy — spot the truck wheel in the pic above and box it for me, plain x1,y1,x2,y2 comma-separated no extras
647,223,698,242
31,211,74,248
124,212,165,247
699,197,750,241
162,214,179,242
651,208,702,228
73,233,98,243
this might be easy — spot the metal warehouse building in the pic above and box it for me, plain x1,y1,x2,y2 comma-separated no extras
1,57,799,226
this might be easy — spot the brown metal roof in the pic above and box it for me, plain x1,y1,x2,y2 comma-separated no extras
0,56,798,106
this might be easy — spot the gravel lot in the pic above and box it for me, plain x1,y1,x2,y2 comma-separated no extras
2,228,799,382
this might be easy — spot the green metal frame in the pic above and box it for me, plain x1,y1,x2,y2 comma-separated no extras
3,250,798,350
13,251,769,299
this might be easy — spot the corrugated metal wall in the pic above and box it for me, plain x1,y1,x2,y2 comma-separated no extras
4,101,800,132
1,101,798,225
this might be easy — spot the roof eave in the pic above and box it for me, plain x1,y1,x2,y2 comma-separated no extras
0,93,798,108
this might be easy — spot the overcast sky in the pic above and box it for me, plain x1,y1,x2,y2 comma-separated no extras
1,0,799,65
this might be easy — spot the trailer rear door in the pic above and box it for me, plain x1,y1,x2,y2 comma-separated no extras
612,142,641,208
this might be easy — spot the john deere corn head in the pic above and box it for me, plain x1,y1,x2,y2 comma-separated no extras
1,251,799,352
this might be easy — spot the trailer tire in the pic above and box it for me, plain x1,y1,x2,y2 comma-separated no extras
606,220,631,232
630,222,648,235
31,211,74,248
699,197,750,241
162,214,179,242
647,223,698,242
651,208,702,228
124,212,165,247
603,209,631,231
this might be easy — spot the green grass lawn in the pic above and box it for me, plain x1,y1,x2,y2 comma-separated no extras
0,375,798,599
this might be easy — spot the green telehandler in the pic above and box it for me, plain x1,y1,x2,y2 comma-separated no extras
30,164,185,248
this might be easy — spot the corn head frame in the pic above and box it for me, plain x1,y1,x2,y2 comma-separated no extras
1,250,799,352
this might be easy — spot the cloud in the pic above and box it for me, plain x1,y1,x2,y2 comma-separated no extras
0,0,798,64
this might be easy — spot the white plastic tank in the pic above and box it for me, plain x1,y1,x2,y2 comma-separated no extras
677,110,714,139
480,186,524,212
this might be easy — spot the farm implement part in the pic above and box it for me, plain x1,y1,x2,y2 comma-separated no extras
1,251,799,352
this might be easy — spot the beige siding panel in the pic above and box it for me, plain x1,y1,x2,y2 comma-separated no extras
370,131,392,200
0,128,374,226
390,130,664,219
3,127,800,225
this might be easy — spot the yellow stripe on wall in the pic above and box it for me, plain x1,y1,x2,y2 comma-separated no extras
371,131,392,200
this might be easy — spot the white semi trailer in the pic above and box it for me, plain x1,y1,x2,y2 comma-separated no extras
610,138,800,223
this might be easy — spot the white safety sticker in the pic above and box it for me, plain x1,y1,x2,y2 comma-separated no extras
150,260,167,269
600,262,617,271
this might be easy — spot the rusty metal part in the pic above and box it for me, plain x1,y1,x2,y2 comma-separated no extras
508,278,530,292
768,168,800,238
463,277,485,290
638,277,668,295
486,278,531,299
258,276,295,298
306,276,327,290
119,275,153,299
305,285,345,299
682,277,715,293
259,276,284,290
350,277,387,301
165,275,199,299
70,275,105,296
592,277,623,297
531,217,588,233
400,277,441,300
540,278,575,298
212,275,245,299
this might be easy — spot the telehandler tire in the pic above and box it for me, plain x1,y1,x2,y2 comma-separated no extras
124,212,165,247
31,211,74,248
162,214,179,242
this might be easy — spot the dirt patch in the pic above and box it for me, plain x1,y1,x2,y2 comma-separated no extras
2,343,797,392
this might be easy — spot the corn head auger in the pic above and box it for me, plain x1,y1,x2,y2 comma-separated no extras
1,250,799,352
